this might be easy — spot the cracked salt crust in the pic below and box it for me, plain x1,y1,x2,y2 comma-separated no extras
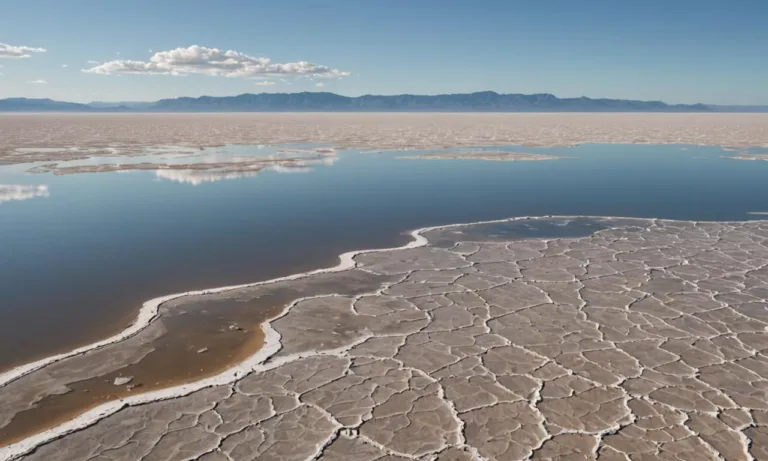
2,216,768,460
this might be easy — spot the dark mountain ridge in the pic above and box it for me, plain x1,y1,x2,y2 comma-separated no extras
1,92,764,112
0,98,127,112
150,91,711,112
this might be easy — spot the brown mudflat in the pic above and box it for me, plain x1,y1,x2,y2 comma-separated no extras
0,269,396,448
0,299,279,447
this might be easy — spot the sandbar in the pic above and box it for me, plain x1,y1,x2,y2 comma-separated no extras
23,147,338,176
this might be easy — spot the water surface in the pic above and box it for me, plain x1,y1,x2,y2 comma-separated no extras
1,143,767,370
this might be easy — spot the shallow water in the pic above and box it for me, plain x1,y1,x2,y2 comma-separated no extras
1,143,767,370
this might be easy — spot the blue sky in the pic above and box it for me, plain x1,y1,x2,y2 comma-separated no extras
1,0,766,104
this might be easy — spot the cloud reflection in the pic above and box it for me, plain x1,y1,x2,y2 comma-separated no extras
154,169,262,186
0,184,50,204
154,163,316,186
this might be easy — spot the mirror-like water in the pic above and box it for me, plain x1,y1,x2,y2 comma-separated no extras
1,143,767,370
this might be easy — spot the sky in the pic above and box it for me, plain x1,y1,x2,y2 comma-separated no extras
0,0,766,104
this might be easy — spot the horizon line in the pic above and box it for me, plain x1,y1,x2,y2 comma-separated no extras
2,91,767,109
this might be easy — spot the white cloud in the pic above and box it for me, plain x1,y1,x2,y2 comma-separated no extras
25,79,47,84
254,80,276,86
87,60,100,65
0,185,50,204
83,45,349,79
0,42,46,59
62,64,68,68
315,82,325,87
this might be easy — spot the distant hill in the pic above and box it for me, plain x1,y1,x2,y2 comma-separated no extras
1,92,766,112
88,101,155,110
0,98,95,112
0,98,127,112
707,105,768,113
149,92,713,112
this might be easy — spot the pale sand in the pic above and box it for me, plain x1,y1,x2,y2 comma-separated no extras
2,113,768,166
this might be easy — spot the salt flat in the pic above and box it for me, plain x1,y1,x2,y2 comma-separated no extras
1,113,767,165
3,216,768,460
2,113,768,460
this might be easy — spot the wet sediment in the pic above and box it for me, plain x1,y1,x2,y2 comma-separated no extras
0,269,396,447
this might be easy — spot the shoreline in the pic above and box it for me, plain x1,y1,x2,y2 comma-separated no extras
0,216,435,460
3,140,768,168
3,137,764,375
2,213,767,460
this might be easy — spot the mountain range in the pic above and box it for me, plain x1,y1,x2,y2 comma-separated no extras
0,92,766,112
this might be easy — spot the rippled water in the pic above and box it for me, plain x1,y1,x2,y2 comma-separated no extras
1,143,767,370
